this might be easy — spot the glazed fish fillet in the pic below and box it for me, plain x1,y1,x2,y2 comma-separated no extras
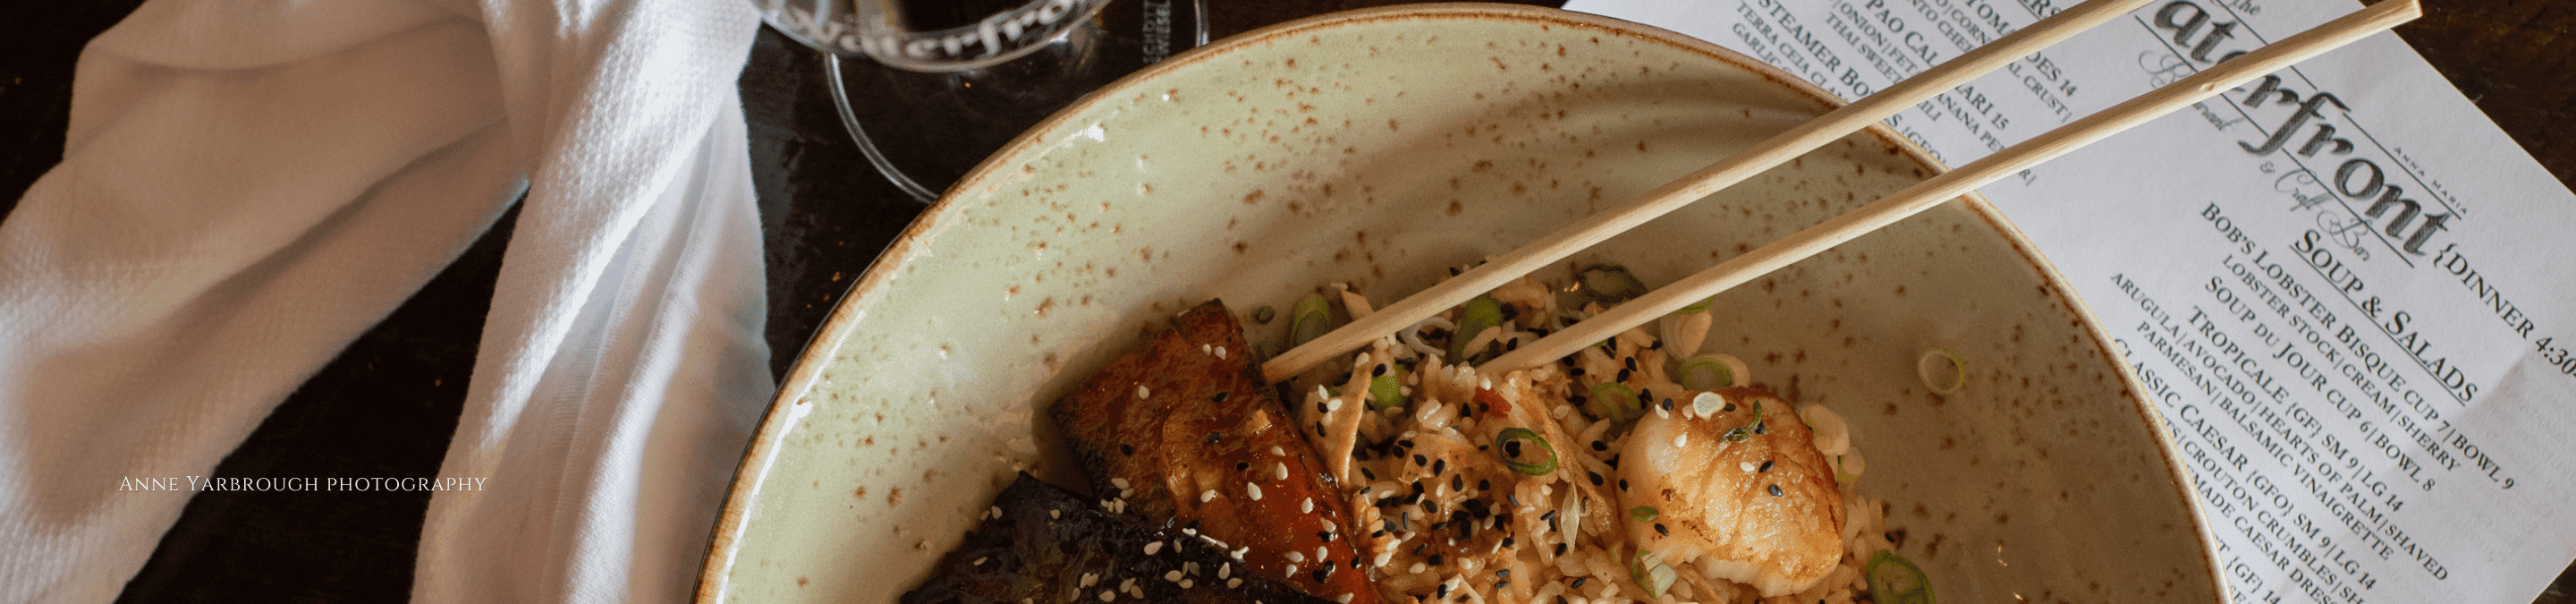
1048,301,1379,604
902,472,1333,604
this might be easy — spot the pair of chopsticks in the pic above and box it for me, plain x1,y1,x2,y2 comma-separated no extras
1261,0,2421,381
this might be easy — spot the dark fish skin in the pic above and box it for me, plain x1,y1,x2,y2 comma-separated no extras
901,473,1332,604
1047,301,1380,604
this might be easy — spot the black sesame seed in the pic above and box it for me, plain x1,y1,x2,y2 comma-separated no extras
1373,364,1388,377
1615,368,1632,382
1723,403,1737,412
1351,559,1361,569
1501,537,1516,549
1588,472,1604,486
1120,444,1135,455
1494,580,1511,590
1413,455,1428,467
1237,462,1251,472
1590,439,1607,451
1436,583,1452,598
1605,454,1621,469
1319,531,1335,542
1755,421,1768,435
1505,493,1521,506
1660,397,1674,412
1568,367,1585,377
1313,567,1333,583
1769,484,1784,497
1399,438,1415,449
1428,554,1445,566
1450,474,1464,492
1361,467,1377,481
1431,459,1447,476
1571,577,1589,589
1213,391,1230,402
1504,440,1524,456
1654,523,1669,536
1617,479,1630,491
1758,460,1775,472
1207,432,1223,444
1539,511,1558,523
1476,479,1490,491
1554,543,1569,556
1648,339,1664,351
1318,401,1330,414
1372,529,1387,538
1623,357,1639,371
1604,336,1618,349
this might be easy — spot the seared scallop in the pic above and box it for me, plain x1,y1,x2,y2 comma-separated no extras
1616,387,1844,597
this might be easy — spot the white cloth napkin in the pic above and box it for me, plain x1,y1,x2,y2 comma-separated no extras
0,0,772,600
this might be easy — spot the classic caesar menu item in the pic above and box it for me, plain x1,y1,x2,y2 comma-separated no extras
1565,0,2576,602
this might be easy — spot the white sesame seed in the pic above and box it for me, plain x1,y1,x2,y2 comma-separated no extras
1270,446,1286,456
1247,483,1264,500
1410,562,1427,574
972,557,987,566
1674,432,1689,447
1145,541,1164,555
1284,563,1298,576
1112,478,1131,489
1654,402,1672,419
1216,346,1229,360
1323,518,1337,532
987,506,1001,518
1301,498,1315,514
1122,578,1137,592
1227,578,1242,588
1050,509,1061,519
1275,464,1291,481
1180,579,1194,589
1202,489,1218,503
1315,546,1327,560
1137,385,1151,398
1374,551,1394,567
1080,573,1098,587
1219,563,1231,579
1286,550,1306,563
1326,397,1343,413
1098,591,1114,602
1233,546,1250,559
1338,594,1355,604
1165,570,1184,582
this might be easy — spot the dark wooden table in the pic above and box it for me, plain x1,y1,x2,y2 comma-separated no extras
3,0,2568,601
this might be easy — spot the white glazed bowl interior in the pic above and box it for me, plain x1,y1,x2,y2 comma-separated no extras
698,5,2220,603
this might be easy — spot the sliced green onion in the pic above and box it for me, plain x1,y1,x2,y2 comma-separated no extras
1588,381,1640,421
1918,347,1966,395
1496,428,1557,475
1628,549,1677,598
1628,506,1659,522
1252,305,1277,324
1449,294,1504,360
1577,264,1648,303
1368,370,1405,409
1676,355,1735,389
1289,293,1333,346
1724,402,1766,441
1865,550,1936,604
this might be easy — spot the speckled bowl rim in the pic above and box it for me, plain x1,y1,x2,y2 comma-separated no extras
693,4,2224,601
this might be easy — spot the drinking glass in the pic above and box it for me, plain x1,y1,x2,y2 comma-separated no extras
753,0,1209,202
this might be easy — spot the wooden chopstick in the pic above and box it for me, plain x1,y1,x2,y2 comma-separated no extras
1479,0,2422,373
1259,0,2159,382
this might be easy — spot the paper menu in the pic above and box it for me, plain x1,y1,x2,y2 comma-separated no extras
1560,0,2576,602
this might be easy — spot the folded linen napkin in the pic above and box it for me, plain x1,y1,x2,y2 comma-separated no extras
0,0,772,600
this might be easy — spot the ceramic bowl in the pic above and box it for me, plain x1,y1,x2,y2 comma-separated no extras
695,4,2221,603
